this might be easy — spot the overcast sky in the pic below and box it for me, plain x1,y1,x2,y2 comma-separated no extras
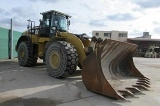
0,0,160,38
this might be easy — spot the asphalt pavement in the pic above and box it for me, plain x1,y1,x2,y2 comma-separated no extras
0,58,160,106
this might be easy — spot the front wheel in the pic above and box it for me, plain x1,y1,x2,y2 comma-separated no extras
45,41,78,78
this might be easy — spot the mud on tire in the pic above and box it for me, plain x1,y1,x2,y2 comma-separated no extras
45,41,78,78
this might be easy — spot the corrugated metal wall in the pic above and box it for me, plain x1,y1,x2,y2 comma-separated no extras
0,27,22,60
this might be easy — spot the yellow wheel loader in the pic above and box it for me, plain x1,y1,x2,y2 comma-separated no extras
15,10,150,100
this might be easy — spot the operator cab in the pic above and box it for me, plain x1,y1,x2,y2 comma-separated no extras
39,10,71,38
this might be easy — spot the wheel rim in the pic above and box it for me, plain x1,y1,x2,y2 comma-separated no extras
49,51,61,69
20,49,25,59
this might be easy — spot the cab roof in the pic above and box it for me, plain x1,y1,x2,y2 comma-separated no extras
41,10,71,18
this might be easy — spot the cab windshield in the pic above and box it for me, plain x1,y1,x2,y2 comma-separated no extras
51,14,68,31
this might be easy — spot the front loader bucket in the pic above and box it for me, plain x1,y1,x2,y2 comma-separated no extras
82,39,150,100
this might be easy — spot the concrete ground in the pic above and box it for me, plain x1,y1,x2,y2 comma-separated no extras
0,58,160,106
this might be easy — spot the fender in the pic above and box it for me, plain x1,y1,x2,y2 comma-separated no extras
15,35,38,57
15,35,32,51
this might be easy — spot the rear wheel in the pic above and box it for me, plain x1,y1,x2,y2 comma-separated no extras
18,41,37,66
45,41,78,78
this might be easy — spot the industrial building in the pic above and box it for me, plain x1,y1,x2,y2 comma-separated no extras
92,30,128,42
127,32,160,57
0,27,21,60
92,30,160,57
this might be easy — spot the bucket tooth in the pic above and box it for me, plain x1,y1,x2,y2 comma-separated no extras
137,80,150,85
137,78,150,83
118,90,134,97
138,78,150,82
138,79,150,83
143,77,150,80
116,94,126,100
126,87,141,93
136,82,150,88
132,85,148,90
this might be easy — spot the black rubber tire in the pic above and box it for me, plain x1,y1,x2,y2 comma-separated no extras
18,42,37,67
45,41,78,78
